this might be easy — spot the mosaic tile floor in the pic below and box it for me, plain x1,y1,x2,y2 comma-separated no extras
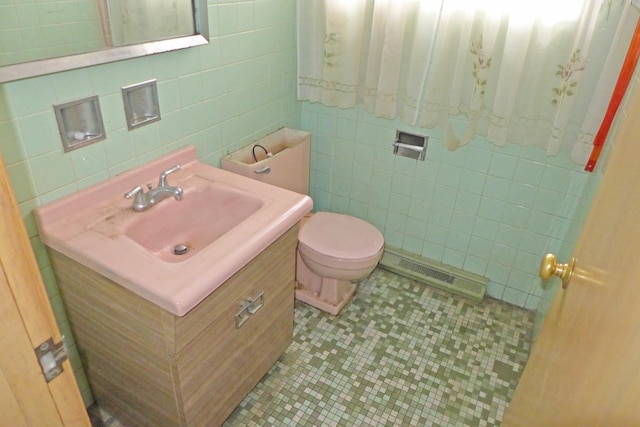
90,268,533,426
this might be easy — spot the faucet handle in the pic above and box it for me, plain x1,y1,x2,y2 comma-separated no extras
158,165,181,187
124,185,145,202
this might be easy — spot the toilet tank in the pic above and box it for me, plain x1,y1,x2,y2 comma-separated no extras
221,128,311,195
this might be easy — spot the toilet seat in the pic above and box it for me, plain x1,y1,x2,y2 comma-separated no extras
298,212,384,269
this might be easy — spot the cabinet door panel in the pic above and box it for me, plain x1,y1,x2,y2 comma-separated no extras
176,226,298,426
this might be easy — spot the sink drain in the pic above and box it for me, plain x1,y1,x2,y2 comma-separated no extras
173,243,189,255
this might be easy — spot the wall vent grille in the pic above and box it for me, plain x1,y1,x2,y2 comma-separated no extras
380,246,487,303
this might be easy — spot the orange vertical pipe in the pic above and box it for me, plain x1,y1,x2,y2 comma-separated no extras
585,18,640,172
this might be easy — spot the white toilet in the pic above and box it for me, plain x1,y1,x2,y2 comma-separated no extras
221,128,384,315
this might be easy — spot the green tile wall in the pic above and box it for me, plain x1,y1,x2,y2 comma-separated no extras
0,0,299,406
301,102,596,315
0,0,103,65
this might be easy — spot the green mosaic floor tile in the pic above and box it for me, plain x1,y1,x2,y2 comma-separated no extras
90,268,533,427
223,268,533,427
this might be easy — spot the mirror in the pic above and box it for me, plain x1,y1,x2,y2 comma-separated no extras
0,0,208,83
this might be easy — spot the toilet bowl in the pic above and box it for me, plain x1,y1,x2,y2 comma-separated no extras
296,212,384,315
221,128,385,315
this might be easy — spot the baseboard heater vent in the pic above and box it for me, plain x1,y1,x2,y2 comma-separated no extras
379,246,487,303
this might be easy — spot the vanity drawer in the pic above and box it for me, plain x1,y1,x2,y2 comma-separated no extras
167,224,297,351
169,225,298,426
51,224,298,427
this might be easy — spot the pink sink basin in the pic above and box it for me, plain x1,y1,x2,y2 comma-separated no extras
124,185,263,262
34,145,313,316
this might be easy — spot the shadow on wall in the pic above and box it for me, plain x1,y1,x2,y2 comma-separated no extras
532,157,605,341
0,87,41,239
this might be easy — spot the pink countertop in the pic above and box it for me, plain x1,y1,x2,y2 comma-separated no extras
35,146,312,316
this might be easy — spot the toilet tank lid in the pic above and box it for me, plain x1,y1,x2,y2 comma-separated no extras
299,212,384,259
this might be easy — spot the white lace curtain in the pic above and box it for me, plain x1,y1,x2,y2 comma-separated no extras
297,0,637,158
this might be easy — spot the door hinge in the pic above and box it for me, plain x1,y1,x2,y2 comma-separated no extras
35,336,68,382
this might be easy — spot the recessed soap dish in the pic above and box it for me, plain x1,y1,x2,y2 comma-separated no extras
54,95,106,152
121,79,161,130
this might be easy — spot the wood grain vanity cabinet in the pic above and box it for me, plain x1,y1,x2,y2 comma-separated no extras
50,225,299,426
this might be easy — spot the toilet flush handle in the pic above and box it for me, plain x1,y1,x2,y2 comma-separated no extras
254,166,271,174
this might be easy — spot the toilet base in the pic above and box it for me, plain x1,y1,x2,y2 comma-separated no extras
295,250,364,315
295,280,356,316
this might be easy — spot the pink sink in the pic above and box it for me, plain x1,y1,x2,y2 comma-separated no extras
34,145,313,316
124,185,263,262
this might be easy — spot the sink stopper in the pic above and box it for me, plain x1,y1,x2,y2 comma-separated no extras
173,244,189,255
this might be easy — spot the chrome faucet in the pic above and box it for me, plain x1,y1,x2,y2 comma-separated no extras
124,165,184,211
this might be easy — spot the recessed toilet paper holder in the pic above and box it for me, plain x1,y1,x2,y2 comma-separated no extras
53,95,106,152
393,130,428,161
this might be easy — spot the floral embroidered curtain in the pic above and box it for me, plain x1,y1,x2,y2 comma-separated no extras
297,0,636,159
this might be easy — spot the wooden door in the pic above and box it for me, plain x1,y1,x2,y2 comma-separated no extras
503,81,640,425
0,153,89,426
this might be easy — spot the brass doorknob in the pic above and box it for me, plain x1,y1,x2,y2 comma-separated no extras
539,253,575,289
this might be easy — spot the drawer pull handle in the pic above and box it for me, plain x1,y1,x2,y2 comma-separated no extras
234,291,265,328
247,292,264,314
235,301,251,329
